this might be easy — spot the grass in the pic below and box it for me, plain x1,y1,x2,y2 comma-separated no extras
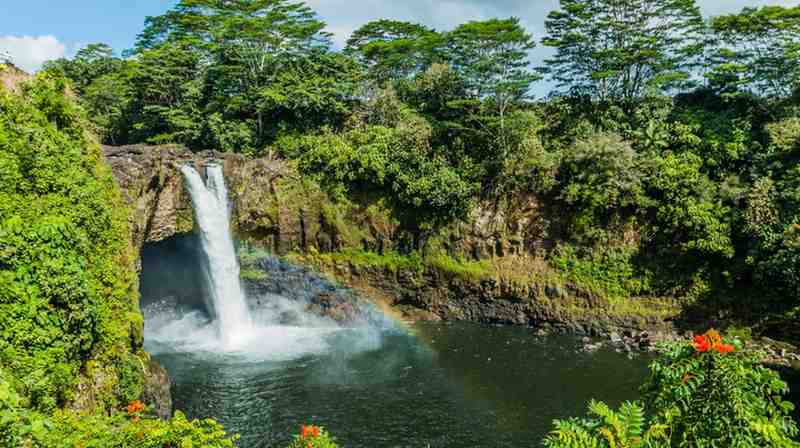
240,267,268,282
426,253,490,282
297,248,426,273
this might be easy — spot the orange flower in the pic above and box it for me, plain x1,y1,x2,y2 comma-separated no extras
301,425,321,439
714,343,735,354
693,335,711,353
703,329,723,348
126,400,145,414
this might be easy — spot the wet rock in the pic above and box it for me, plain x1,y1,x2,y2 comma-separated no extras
141,359,172,420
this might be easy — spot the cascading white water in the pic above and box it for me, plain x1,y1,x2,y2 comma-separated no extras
180,164,253,348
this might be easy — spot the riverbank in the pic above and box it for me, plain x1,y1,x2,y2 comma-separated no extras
235,248,800,371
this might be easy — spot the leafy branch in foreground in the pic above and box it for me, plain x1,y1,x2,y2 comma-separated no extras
545,330,800,447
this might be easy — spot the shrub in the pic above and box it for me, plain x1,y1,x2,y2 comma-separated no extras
0,374,237,447
556,131,646,242
545,330,800,447
642,329,799,447
550,245,651,297
287,425,339,448
280,116,476,228
0,73,141,412
544,400,667,448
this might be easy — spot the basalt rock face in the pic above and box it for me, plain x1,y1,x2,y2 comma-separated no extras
106,144,674,338
141,359,172,420
103,144,548,262
104,144,366,256
296,259,677,338
103,145,200,250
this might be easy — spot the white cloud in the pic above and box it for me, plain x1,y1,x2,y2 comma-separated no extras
0,35,67,73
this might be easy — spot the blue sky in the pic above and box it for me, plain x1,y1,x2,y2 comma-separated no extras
2,0,798,75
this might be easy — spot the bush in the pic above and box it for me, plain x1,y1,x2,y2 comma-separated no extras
280,121,476,228
545,330,800,447
0,373,237,448
544,400,667,448
287,425,339,448
557,131,646,242
0,73,141,413
550,245,651,297
643,330,799,447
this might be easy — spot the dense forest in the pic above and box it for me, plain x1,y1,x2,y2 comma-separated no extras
2,0,800,445
43,0,800,324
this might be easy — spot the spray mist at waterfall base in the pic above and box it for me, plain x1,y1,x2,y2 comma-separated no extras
142,295,386,363
146,164,386,362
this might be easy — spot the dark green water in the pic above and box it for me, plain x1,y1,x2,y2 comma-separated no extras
151,322,650,447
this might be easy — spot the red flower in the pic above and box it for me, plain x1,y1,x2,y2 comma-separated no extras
126,400,145,415
693,335,711,353
714,343,735,354
300,425,321,439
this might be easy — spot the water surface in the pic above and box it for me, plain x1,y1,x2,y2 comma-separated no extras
150,322,650,447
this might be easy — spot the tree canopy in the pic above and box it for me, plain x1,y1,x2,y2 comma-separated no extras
542,0,705,101
42,0,800,310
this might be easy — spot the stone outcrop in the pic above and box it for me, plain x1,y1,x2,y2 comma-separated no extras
0,63,30,94
104,144,353,255
104,145,204,250
290,257,678,338
104,144,549,262
106,143,676,337
141,358,172,420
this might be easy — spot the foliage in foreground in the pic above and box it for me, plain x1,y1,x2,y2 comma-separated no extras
0,376,236,447
0,70,142,413
544,330,800,447
286,425,339,448
0,69,236,447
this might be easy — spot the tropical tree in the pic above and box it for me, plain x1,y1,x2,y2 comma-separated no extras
127,0,358,150
708,5,800,98
345,20,441,84
445,18,538,104
43,43,121,94
542,0,705,101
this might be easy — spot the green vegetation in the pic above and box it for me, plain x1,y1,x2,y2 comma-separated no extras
0,72,139,413
9,0,800,443
544,330,799,447
1,376,236,447
0,73,235,446
426,254,490,282
41,0,800,326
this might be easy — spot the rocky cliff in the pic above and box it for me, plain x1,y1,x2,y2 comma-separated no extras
107,144,679,338
104,144,542,261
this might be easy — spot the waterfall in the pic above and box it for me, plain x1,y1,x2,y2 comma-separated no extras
180,164,253,347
